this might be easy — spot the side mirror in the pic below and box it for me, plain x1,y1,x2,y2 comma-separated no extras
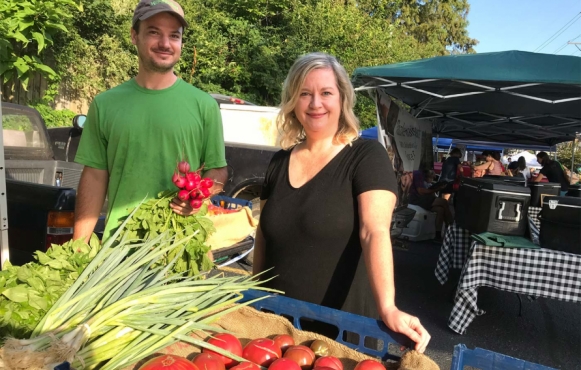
73,115,87,131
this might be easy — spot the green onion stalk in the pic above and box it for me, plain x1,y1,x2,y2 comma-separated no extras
0,205,278,370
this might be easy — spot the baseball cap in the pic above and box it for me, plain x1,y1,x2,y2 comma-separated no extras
133,0,188,29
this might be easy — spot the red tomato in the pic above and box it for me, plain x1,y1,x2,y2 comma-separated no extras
192,353,226,370
283,346,315,370
353,360,386,370
230,362,261,370
273,335,295,354
313,357,343,370
139,354,199,370
203,333,244,368
269,358,302,370
242,338,282,367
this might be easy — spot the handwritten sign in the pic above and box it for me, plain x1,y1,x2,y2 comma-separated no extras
393,109,431,171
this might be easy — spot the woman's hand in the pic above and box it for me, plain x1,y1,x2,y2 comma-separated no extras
381,306,431,354
170,197,199,216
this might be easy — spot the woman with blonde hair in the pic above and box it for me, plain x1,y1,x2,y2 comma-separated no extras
253,52,430,353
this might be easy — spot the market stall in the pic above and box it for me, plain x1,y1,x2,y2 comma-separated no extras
351,50,581,336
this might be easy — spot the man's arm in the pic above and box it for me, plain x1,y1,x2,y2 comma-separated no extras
73,167,108,242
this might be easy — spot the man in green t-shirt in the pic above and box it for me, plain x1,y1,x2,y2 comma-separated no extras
73,0,227,242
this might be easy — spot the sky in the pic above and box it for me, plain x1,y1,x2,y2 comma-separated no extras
466,0,581,56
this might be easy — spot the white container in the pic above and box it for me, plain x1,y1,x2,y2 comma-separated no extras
401,204,436,241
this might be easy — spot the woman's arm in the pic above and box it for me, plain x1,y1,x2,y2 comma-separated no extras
358,190,431,353
252,200,267,276
473,162,491,171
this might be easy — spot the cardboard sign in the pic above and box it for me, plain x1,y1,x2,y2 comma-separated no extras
393,108,432,171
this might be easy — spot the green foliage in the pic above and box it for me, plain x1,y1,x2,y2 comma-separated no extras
557,140,581,172
0,235,100,339
29,103,77,128
0,0,82,96
3,0,476,122
51,1,137,102
118,190,215,277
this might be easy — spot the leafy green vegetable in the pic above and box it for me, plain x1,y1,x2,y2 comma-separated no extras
0,234,101,340
117,190,216,276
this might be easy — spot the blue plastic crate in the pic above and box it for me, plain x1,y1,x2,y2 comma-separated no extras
240,289,412,362
211,195,252,210
450,344,557,370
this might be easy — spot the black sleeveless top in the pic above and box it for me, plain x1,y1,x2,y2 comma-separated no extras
260,139,398,317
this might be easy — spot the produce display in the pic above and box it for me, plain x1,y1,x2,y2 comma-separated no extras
0,235,100,339
0,207,273,370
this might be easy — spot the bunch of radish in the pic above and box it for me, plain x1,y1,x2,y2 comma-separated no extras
172,160,214,210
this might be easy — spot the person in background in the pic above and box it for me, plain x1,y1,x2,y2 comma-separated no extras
437,148,463,201
409,169,452,240
533,151,569,195
73,0,228,242
507,156,519,172
513,156,531,185
253,52,430,353
472,151,501,175
491,152,505,174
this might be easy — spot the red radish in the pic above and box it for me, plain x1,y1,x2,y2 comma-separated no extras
178,190,190,201
139,354,199,370
200,187,212,199
190,191,203,200
242,338,281,367
185,180,197,191
192,353,226,370
283,346,315,370
203,333,243,368
273,335,295,354
353,360,386,370
201,178,214,188
269,359,302,370
230,363,260,370
178,161,190,174
187,172,202,183
173,174,186,189
190,199,202,209
314,357,343,370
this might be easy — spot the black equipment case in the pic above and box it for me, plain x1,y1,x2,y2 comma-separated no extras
483,175,526,186
539,196,581,254
455,178,531,236
566,184,581,197
527,182,562,207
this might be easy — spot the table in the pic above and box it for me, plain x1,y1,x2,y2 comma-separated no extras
434,206,542,285
448,242,581,334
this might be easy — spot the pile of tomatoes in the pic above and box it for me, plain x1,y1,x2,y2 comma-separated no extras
139,333,387,370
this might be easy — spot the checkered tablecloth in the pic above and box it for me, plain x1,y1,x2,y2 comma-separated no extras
434,222,472,284
528,206,542,230
435,207,544,285
448,242,581,334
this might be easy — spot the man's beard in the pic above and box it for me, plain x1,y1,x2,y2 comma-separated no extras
140,49,178,73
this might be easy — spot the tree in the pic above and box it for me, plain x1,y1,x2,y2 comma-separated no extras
0,0,82,101
557,139,581,172
357,0,478,54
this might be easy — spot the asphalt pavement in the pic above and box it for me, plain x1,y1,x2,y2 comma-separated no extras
215,239,581,370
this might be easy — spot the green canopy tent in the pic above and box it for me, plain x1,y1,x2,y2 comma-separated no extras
352,51,581,147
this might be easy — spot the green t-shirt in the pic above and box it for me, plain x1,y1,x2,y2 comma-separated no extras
75,78,227,241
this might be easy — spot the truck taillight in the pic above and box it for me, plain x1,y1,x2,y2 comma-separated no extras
46,211,74,250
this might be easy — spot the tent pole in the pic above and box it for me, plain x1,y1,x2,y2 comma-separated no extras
434,134,439,162
571,139,578,173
